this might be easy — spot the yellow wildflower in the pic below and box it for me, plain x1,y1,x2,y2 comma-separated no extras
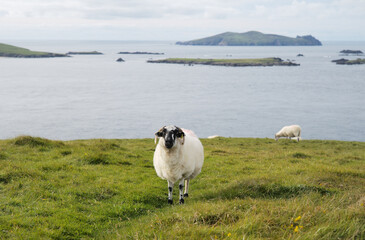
294,226,299,232
227,232,231,237
294,216,301,222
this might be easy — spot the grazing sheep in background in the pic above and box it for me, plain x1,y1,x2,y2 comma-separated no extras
153,125,204,204
275,125,302,141
207,135,220,139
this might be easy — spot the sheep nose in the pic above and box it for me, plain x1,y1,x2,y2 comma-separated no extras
165,141,173,149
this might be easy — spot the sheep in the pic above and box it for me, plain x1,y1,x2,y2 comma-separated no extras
207,135,221,139
275,125,302,141
153,125,204,204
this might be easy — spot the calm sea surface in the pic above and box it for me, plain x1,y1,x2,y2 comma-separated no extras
0,40,364,141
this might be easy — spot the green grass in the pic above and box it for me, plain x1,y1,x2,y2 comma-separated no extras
0,136,364,239
164,58,282,64
344,58,365,65
0,43,66,57
148,57,298,66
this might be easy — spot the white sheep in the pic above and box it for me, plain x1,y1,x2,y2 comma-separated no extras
207,135,221,139
275,125,302,141
153,125,204,204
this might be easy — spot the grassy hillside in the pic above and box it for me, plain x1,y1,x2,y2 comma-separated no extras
0,136,364,239
176,31,322,46
0,43,67,58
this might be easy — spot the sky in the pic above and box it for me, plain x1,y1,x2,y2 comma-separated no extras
0,0,364,41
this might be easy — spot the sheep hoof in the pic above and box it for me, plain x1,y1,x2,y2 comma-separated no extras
179,199,184,204
168,199,173,204
184,193,189,198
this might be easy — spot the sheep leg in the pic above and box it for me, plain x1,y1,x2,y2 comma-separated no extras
179,179,185,204
168,181,174,204
184,179,189,197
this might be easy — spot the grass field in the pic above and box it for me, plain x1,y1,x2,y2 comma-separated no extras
0,136,364,239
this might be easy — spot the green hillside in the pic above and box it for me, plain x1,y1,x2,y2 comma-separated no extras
0,136,363,239
0,43,67,58
176,31,322,46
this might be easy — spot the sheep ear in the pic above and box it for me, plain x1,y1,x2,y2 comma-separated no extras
154,135,158,144
154,132,161,144
154,126,165,144
176,127,185,145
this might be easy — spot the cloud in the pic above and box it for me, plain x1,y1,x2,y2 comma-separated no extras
0,0,364,40
0,10,8,17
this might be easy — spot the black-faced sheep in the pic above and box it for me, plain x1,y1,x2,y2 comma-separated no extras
153,125,204,204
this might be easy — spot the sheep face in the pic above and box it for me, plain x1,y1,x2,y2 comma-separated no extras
275,134,279,141
155,125,185,149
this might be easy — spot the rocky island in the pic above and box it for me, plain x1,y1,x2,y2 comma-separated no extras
0,43,67,58
332,58,365,65
67,51,103,55
176,31,322,46
147,57,299,67
339,50,364,55
118,51,164,55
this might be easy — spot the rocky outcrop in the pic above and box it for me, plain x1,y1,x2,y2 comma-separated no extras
118,51,164,55
67,51,103,55
339,50,364,56
116,58,125,62
332,58,365,65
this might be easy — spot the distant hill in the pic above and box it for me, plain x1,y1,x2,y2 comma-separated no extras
176,31,322,46
0,43,67,58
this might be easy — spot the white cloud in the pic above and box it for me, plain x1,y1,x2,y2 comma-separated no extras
0,0,364,40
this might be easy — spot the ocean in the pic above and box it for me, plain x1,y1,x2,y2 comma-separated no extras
0,40,364,141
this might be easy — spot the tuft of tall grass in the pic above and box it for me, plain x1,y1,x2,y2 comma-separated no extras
13,136,64,148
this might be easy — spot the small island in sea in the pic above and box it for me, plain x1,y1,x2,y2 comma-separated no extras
118,51,164,55
332,58,365,65
339,50,364,56
67,51,103,55
0,43,67,58
147,57,299,67
176,31,322,46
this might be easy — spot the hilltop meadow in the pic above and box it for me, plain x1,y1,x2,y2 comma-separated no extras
0,136,364,239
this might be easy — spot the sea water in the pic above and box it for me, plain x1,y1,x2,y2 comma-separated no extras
0,40,364,141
